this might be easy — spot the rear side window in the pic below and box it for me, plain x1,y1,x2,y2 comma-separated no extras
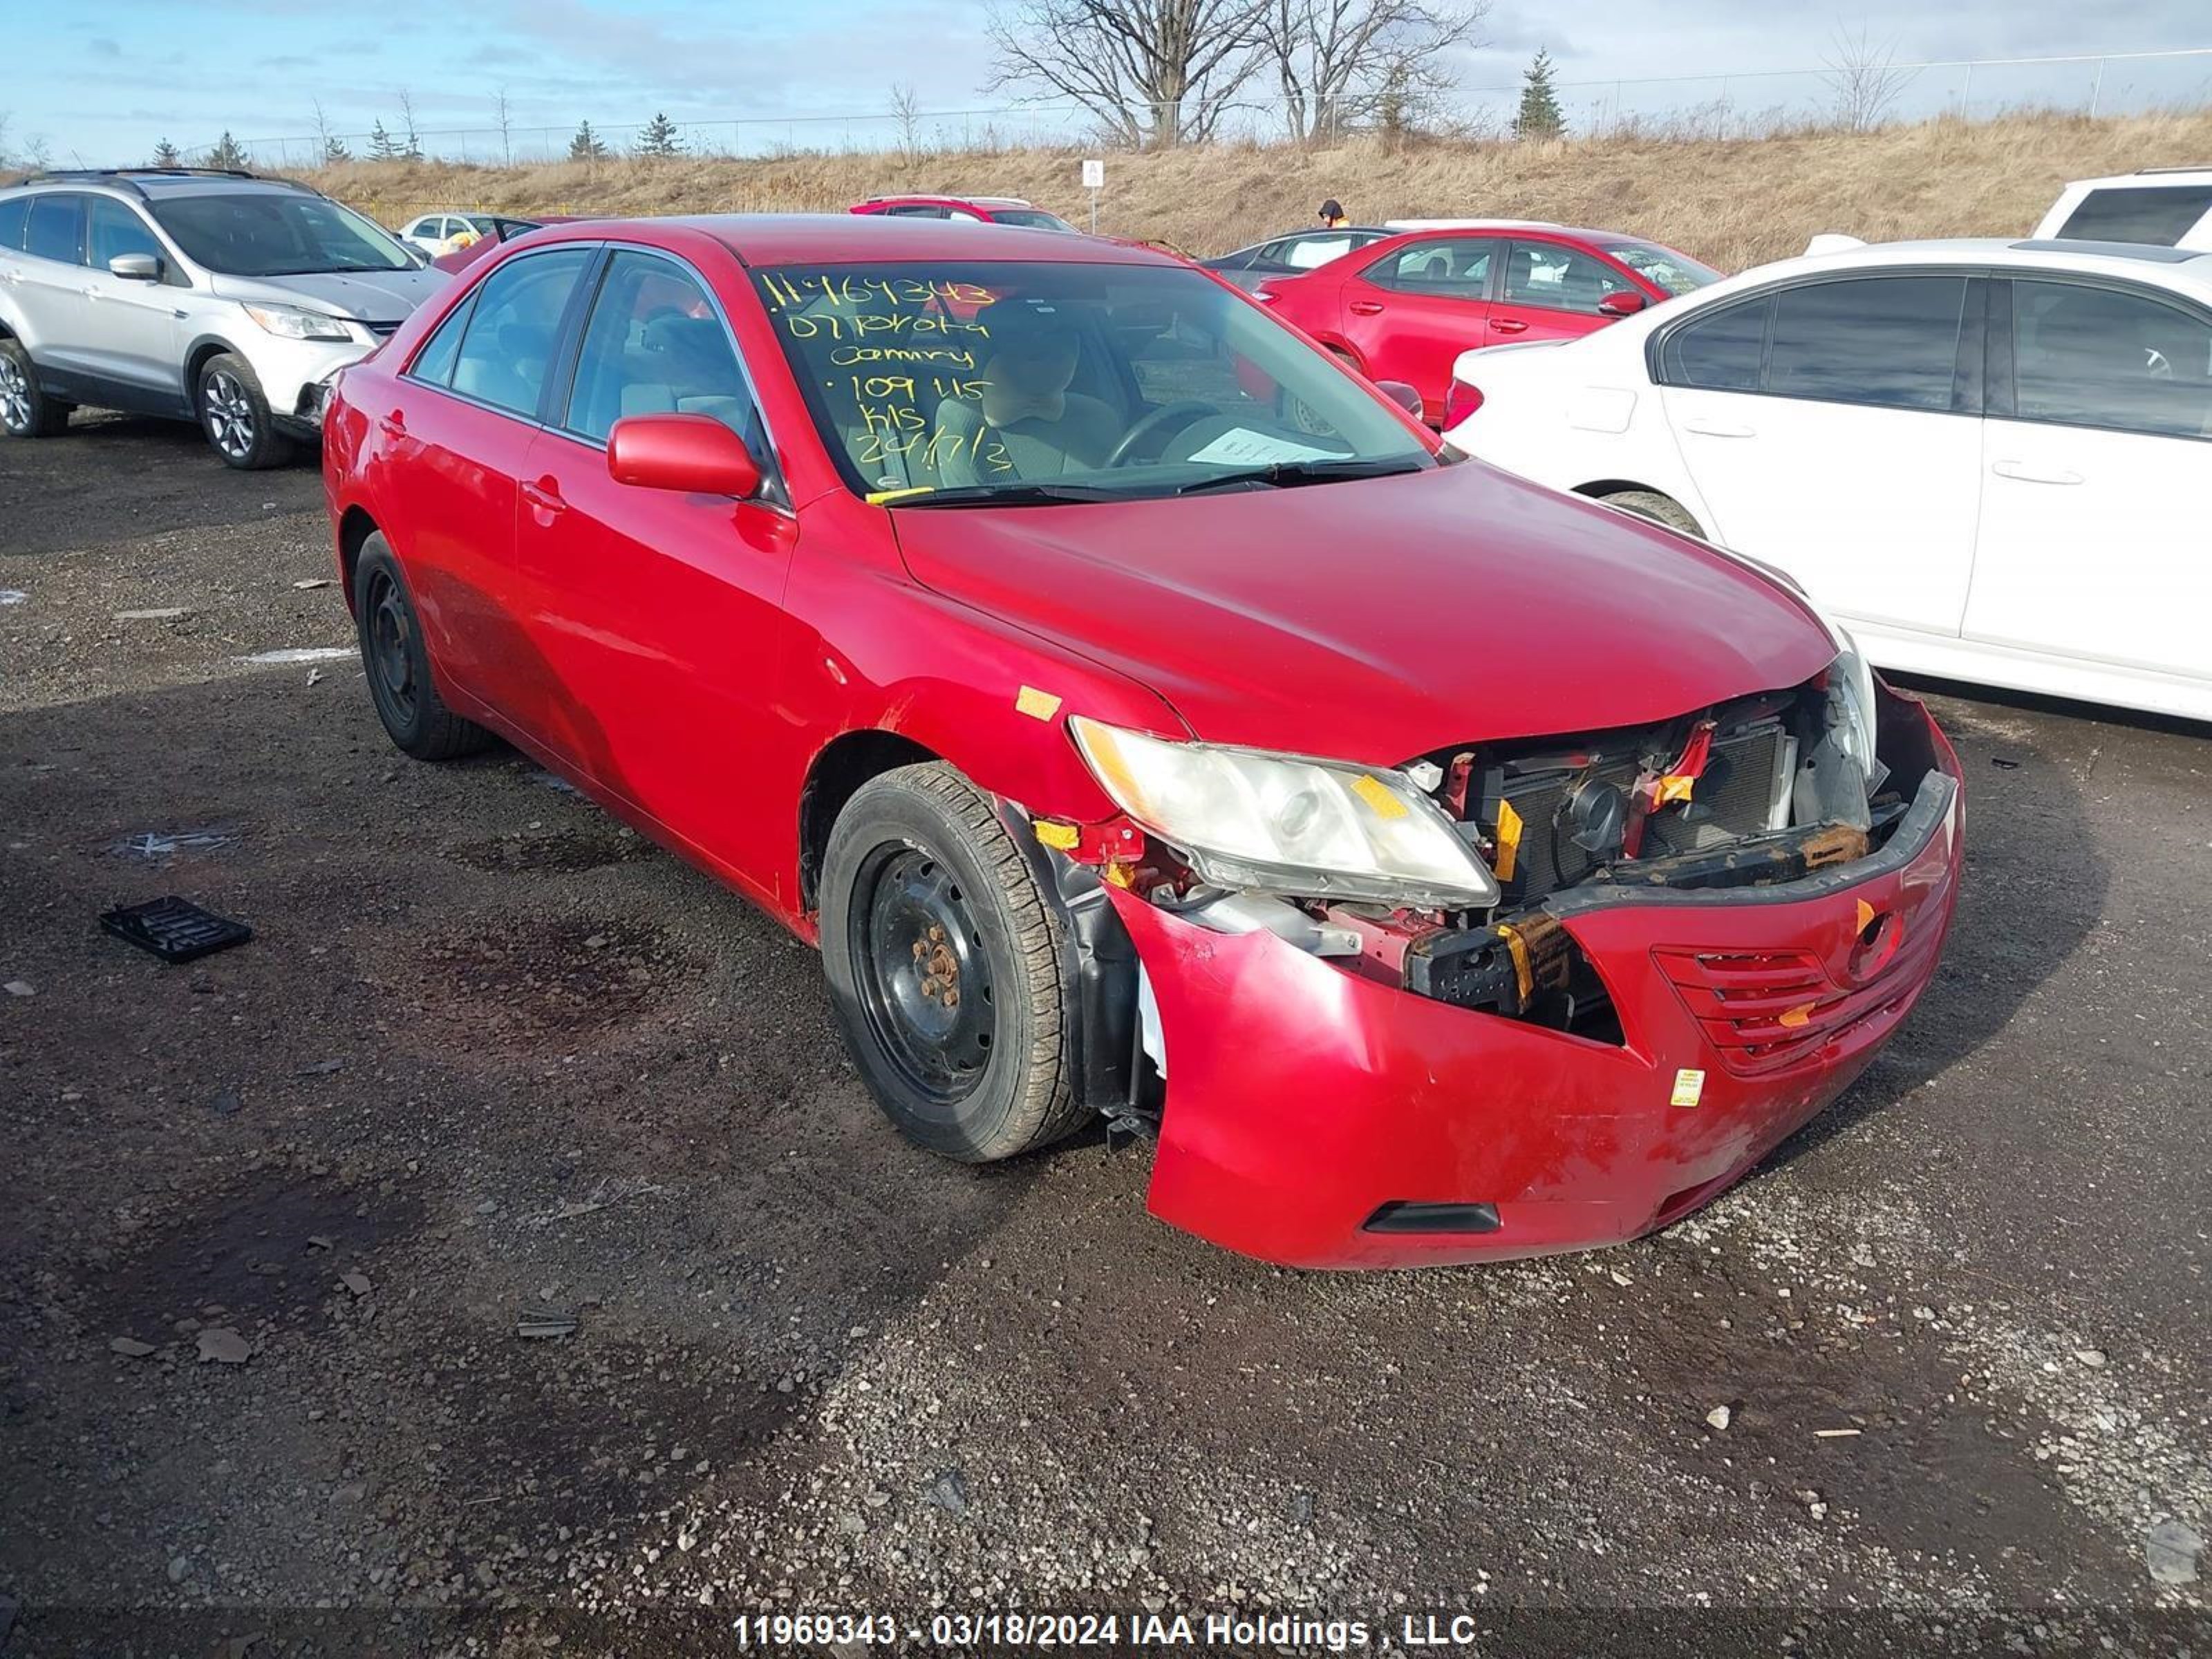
563,250,768,460
88,199,163,268
406,294,476,387
1659,295,1767,391
446,247,594,417
1764,276,1967,411
0,196,27,252
1367,238,1492,299
25,194,84,264
2011,279,2211,440
2057,185,2212,246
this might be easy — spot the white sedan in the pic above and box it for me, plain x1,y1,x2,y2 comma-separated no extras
1445,238,2212,722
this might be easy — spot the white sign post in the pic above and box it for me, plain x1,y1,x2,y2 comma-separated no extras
1081,158,1104,234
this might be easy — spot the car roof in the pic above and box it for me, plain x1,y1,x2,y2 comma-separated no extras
6,168,317,201
2059,167,2212,190
1677,236,2212,310
862,194,1038,209
1786,235,2212,275
523,212,1179,267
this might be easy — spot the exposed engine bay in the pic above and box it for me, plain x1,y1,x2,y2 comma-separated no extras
1098,664,1938,1056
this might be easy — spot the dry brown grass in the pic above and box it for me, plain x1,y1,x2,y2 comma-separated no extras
312,107,2212,270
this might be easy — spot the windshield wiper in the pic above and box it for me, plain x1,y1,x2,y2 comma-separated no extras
1172,457,1429,496
892,481,1130,508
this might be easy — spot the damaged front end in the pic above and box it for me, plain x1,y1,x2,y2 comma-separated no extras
1027,646,1963,1267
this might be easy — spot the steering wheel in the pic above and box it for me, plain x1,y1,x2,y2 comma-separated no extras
2145,345,2174,380
1105,401,1215,469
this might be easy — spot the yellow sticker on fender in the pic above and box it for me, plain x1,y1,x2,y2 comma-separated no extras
1033,819,1080,850
1670,1068,1706,1109
1015,685,1062,721
1351,775,1409,819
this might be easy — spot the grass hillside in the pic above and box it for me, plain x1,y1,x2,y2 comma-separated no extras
308,109,2212,271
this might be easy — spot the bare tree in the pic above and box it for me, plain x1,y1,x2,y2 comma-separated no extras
396,87,425,160
890,82,924,163
494,86,514,167
988,0,1270,148
1821,24,1913,133
1262,0,1483,144
311,100,350,165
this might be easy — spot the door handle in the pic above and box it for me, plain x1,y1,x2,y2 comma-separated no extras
521,477,567,515
1991,459,2083,485
1683,418,1755,438
1348,299,1385,315
1490,318,1528,333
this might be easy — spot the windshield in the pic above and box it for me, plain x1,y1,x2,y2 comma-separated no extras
1597,238,1721,297
991,209,1078,234
755,259,1434,505
150,192,415,276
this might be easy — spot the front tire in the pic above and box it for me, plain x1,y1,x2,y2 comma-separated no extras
1599,487,1705,539
353,535,494,761
821,764,1085,1163
0,339,71,438
196,352,296,470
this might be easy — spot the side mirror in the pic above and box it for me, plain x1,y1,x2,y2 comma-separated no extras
1597,290,1647,317
607,413,764,498
1375,379,1423,417
109,252,162,282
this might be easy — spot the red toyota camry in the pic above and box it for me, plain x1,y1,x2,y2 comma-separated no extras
1255,221,1719,422
322,215,1961,1270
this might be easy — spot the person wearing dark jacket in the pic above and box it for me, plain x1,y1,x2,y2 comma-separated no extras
1318,198,1349,227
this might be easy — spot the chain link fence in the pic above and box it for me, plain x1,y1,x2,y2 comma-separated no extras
187,46,2212,170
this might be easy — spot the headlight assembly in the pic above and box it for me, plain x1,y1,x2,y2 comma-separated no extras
1824,628,1893,802
1069,715,1499,910
242,302,354,342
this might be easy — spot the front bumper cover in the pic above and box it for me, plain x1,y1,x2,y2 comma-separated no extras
1109,697,1963,1270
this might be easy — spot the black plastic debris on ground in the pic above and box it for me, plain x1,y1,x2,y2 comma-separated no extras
100,897,252,964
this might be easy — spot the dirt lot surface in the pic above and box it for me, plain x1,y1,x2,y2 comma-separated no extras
1,416,2208,1657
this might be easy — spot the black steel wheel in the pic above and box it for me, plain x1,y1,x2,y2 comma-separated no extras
351,534,494,761
820,763,1086,1162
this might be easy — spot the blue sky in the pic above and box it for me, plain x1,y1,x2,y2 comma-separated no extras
6,0,2206,165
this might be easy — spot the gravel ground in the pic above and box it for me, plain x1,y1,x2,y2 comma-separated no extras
1,415,2208,1657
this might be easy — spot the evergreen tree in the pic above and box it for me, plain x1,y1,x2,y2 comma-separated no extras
1512,48,1565,140
151,138,182,167
367,120,402,162
568,119,611,161
204,131,250,171
323,133,353,164
635,112,682,159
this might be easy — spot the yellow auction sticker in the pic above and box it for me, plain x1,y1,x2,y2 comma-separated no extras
1670,1068,1707,1109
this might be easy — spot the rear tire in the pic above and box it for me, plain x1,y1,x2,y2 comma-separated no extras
1600,488,1705,539
353,535,495,761
820,763,1085,1163
0,339,71,438
196,352,297,470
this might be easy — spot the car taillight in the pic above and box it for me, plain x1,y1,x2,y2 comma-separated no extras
1443,378,1484,427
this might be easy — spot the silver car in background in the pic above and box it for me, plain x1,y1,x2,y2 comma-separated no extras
0,168,444,469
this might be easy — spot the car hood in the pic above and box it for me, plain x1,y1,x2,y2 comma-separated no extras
890,461,1837,763
211,268,445,321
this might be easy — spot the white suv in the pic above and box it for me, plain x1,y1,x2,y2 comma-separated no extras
0,168,445,468
1443,237,2212,721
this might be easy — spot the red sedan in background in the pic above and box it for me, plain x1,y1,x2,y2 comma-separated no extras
321,214,1958,1269
1257,221,1720,422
